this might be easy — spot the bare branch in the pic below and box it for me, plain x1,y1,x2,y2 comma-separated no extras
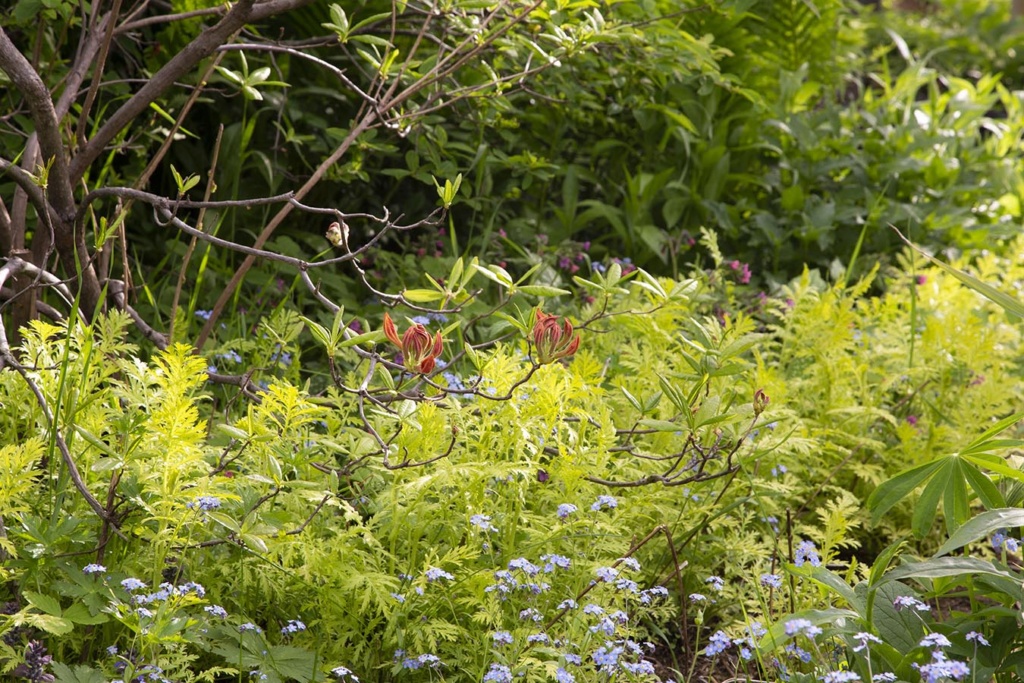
117,5,226,33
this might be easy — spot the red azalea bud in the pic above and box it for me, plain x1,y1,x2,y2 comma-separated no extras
753,389,769,416
530,310,580,364
382,312,443,374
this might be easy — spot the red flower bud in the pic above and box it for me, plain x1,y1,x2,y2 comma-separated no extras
530,310,580,365
753,388,770,416
383,313,444,374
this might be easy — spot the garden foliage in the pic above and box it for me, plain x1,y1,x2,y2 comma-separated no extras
3,0,1024,682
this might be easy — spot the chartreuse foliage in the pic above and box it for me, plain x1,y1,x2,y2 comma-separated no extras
0,265,784,682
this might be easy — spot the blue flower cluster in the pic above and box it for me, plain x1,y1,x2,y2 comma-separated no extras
794,539,821,567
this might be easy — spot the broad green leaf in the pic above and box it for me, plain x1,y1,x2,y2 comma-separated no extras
867,458,945,523
934,508,1024,557
961,411,1024,453
786,565,864,615
911,466,945,539
208,512,241,534
960,462,1005,511
50,662,107,683
943,459,970,533
63,603,108,625
879,557,1016,586
638,419,680,432
26,613,73,636
24,591,62,616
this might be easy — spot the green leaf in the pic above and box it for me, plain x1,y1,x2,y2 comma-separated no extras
24,591,62,616
51,662,107,683
24,613,74,636
301,316,333,350
402,288,445,303
893,227,1024,319
515,285,570,297
960,461,1005,511
207,512,241,534
934,508,1024,557
476,265,513,288
961,411,1024,453
63,603,108,625
786,565,864,615
620,387,643,413
657,376,687,413
867,458,945,523
868,539,907,588
911,469,945,539
878,557,1016,586
338,330,384,348
638,419,680,432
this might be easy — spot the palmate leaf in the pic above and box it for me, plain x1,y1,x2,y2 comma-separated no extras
870,412,1024,533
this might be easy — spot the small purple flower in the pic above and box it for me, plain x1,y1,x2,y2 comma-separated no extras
204,605,228,618
424,567,454,582
705,630,732,657
557,599,578,610
919,633,951,649
583,604,604,616
760,574,782,589
492,631,513,646
822,672,861,683
893,595,930,612
186,496,221,511
993,530,1021,553
556,503,578,519
618,557,641,572
483,663,512,683
915,659,969,683
519,608,542,622
281,620,306,635
915,275,927,285
332,666,358,681
872,674,897,682
563,653,582,666
555,667,574,683
83,564,106,575
705,575,724,591
595,566,619,582
239,622,262,633
541,554,571,572
795,540,821,567
470,514,497,532
689,593,707,602
527,633,549,644
784,619,822,638
508,558,541,576
965,631,989,646
591,495,618,511
390,592,405,603
852,632,881,652
120,578,146,592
